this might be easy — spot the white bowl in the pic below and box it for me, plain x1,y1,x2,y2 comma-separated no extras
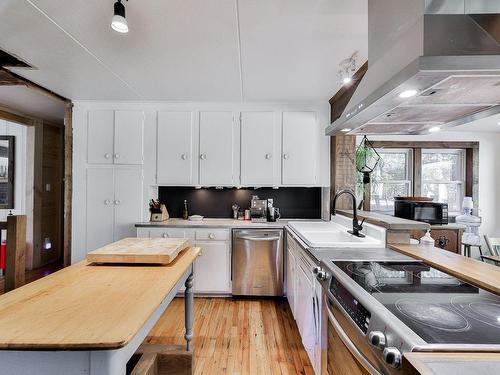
188,215,204,221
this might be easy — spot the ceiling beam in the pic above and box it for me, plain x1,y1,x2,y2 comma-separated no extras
0,68,68,103
329,61,368,124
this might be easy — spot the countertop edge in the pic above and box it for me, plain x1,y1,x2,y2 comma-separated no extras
337,210,431,230
390,244,500,295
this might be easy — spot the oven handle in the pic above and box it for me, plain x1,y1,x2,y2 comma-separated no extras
324,295,383,375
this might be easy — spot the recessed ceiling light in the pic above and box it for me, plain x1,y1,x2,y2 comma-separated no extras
398,89,418,98
341,128,351,132
429,126,441,133
342,77,352,85
111,0,129,33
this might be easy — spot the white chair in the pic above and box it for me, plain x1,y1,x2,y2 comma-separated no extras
482,235,500,266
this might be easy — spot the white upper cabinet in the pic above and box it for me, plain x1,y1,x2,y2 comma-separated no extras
157,111,193,185
87,110,144,165
114,111,144,165
87,111,114,164
199,111,235,186
282,111,317,185
240,111,278,186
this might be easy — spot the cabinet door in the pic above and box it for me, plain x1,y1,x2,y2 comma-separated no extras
286,248,296,317
240,112,277,185
194,241,230,293
157,112,193,185
114,111,144,165
113,168,143,241
86,168,114,252
282,111,317,185
199,112,234,186
296,263,316,366
87,110,114,164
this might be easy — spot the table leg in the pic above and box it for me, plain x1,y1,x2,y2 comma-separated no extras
184,268,194,351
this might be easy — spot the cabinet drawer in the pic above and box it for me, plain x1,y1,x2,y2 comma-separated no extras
195,230,229,241
146,228,195,241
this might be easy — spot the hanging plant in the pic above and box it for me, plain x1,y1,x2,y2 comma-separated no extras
355,136,381,183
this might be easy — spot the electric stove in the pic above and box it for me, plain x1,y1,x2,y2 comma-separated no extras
332,261,500,345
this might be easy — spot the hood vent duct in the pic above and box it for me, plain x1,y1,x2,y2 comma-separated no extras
327,0,500,136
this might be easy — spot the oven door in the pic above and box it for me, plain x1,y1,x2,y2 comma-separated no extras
325,295,385,375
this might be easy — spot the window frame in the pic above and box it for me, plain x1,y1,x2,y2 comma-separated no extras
370,148,413,213
366,141,477,216
421,148,466,214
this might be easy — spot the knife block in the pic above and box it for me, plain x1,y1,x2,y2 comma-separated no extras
150,204,169,222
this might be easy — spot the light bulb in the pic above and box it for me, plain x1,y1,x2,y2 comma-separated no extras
398,89,418,98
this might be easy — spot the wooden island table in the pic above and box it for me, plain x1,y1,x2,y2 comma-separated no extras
0,242,200,375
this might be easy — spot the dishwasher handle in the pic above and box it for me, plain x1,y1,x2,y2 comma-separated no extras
235,235,281,241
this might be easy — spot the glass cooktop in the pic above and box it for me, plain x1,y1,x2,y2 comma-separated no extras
333,261,500,345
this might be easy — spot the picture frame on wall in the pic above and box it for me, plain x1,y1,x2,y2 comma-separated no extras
0,136,15,209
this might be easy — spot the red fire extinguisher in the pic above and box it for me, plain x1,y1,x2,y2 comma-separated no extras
0,240,6,271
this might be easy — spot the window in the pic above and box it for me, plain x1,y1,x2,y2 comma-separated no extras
421,149,465,213
370,149,412,212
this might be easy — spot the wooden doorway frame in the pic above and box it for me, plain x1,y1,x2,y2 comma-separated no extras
0,68,72,267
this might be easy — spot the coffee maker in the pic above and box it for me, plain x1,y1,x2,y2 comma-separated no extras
250,196,268,222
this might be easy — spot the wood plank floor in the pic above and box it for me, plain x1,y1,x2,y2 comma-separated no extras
145,297,314,375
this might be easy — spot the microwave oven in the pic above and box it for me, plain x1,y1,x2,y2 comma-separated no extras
394,201,448,224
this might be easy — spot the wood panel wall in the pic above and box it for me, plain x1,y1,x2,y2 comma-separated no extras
330,136,357,210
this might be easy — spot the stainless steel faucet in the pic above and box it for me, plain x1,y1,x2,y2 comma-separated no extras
331,189,365,238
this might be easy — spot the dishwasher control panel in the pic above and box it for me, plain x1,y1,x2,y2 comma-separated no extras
329,275,371,334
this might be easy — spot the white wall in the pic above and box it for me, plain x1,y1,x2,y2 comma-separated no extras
0,120,28,221
364,131,500,253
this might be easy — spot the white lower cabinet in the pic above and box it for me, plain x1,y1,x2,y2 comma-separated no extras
86,167,143,253
286,232,322,375
136,227,231,294
286,247,297,316
193,241,231,293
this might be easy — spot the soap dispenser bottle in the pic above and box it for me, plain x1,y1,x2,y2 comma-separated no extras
419,230,435,246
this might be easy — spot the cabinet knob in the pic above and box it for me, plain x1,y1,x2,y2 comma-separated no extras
104,199,111,205
114,153,120,159
181,153,188,160
283,153,290,159
200,154,206,160
265,153,272,160
209,233,215,239
104,153,111,159
162,233,169,238
114,200,121,205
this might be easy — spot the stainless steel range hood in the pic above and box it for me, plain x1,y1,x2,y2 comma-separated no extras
326,0,500,136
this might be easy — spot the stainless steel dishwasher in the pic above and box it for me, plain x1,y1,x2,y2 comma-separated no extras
232,229,284,296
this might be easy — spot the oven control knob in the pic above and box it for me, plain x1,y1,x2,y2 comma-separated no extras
312,266,321,275
383,347,402,368
316,270,328,281
368,331,386,349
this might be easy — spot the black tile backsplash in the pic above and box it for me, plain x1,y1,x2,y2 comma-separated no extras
158,187,321,219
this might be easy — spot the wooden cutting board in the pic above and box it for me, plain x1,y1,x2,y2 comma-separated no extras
87,237,190,265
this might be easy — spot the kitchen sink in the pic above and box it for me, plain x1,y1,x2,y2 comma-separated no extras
288,216,385,248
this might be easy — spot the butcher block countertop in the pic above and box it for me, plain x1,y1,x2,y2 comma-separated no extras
390,244,500,295
403,352,500,375
0,246,200,350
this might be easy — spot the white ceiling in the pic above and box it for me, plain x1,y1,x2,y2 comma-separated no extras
0,0,368,102
0,86,65,123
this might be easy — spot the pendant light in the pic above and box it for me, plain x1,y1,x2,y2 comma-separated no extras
111,0,129,33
